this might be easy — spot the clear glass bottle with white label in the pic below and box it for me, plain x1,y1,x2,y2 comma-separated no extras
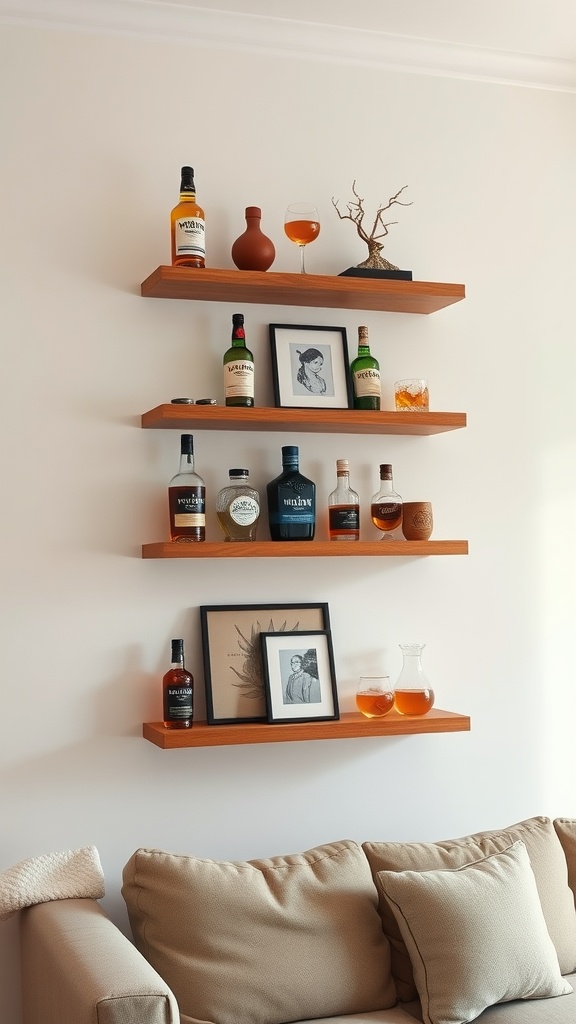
216,468,260,541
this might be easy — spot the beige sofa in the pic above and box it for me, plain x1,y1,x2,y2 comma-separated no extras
19,817,576,1024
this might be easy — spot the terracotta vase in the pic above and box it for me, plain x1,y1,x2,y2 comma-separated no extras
231,207,276,271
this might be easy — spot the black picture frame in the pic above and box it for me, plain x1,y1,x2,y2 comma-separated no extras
200,603,331,724
260,630,340,723
269,323,353,409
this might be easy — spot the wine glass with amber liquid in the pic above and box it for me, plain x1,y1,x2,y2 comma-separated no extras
356,676,395,718
284,203,320,274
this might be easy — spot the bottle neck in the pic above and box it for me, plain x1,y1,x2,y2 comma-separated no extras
337,471,350,486
283,459,299,471
179,452,195,473
231,322,246,346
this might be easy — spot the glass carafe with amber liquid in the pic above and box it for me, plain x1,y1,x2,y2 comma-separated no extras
394,643,435,715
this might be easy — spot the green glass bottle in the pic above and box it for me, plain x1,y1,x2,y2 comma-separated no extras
223,312,254,407
350,325,381,410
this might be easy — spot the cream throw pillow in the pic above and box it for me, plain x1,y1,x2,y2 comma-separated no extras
122,840,396,1024
376,841,572,1024
363,815,576,1001
554,819,576,904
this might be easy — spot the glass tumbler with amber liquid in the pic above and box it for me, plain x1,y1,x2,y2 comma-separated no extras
356,676,395,718
394,643,435,715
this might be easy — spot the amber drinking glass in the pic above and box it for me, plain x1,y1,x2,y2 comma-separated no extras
356,676,395,718
284,203,320,273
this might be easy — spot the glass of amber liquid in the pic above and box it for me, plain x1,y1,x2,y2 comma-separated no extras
356,676,395,718
394,643,435,715
394,379,429,411
284,203,320,273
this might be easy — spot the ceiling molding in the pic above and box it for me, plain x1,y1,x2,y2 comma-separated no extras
2,0,576,93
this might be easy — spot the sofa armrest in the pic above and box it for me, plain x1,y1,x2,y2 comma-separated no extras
20,897,179,1024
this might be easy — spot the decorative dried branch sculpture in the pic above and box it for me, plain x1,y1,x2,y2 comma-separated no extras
332,180,412,270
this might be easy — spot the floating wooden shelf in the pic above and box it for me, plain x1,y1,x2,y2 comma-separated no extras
143,709,471,749
140,266,465,314
142,540,468,559
141,404,466,435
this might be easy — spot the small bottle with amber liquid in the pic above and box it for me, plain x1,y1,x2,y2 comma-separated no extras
163,638,193,729
328,459,360,540
223,312,254,407
168,434,206,542
350,326,381,410
371,463,402,538
170,166,205,268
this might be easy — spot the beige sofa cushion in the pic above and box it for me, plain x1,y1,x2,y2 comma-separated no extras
554,819,576,902
122,840,396,1024
364,815,576,1002
376,842,572,1024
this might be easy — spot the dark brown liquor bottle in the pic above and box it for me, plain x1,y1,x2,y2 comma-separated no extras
168,434,206,542
163,639,193,729
170,166,205,268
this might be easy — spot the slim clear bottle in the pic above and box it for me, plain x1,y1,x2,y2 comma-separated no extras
370,463,402,538
216,468,260,541
350,325,381,410
266,445,315,541
162,638,194,729
223,312,254,407
168,434,206,542
328,459,360,540
170,166,205,268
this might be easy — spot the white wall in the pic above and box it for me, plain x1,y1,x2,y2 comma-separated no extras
1,16,576,1024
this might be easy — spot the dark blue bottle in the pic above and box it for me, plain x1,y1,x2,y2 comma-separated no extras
267,445,316,541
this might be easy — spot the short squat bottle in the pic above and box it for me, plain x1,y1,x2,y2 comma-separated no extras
328,459,360,540
371,463,402,538
216,468,260,541
350,325,381,410
170,166,205,268
163,638,194,729
267,445,315,541
168,434,206,542
224,312,254,407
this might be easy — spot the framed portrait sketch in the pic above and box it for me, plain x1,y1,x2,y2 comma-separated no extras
260,630,339,724
269,324,353,409
200,603,331,724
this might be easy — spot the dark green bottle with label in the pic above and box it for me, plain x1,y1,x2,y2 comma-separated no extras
350,325,381,410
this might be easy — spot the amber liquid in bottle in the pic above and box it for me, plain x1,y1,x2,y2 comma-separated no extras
394,689,435,715
371,463,402,536
171,166,205,268
163,638,193,729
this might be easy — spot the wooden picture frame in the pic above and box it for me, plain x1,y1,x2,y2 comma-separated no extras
269,324,353,409
260,630,340,723
200,603,331,724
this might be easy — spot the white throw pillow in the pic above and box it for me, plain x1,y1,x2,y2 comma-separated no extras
376,841,572,1024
